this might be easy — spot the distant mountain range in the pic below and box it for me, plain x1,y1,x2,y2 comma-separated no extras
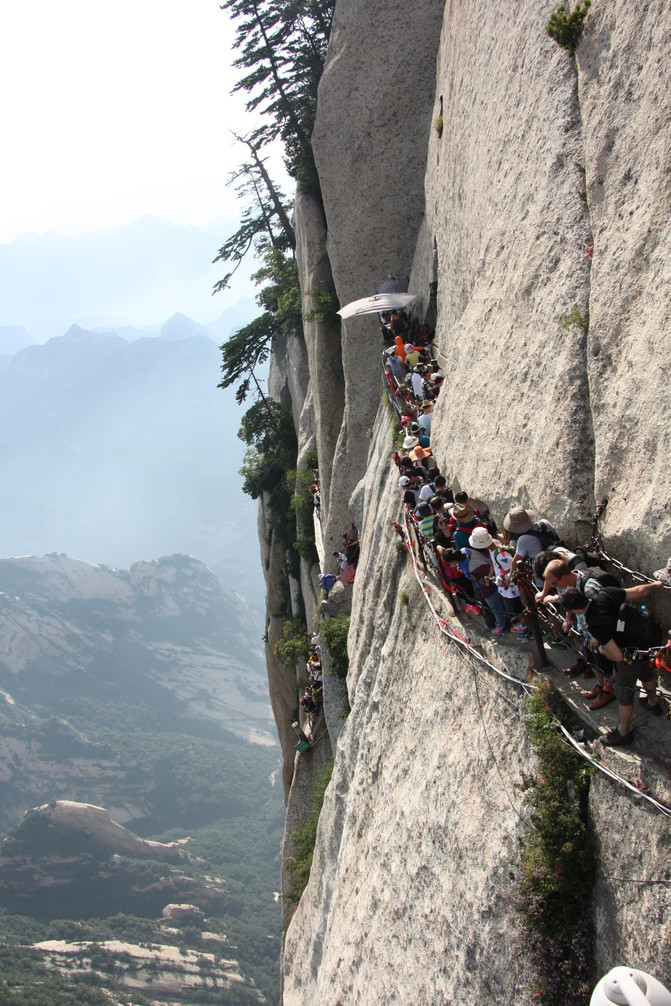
0,301,258,357
0,553,272,833
0,321,265,603
0,552,282,1005
0,217,258,342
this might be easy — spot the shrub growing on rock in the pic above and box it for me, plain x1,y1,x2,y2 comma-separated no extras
285,761,334,906
512,683,594,1006
273,619,310,671
546,0,591,56
320,616,350,678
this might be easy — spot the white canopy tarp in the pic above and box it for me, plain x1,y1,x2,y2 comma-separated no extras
336,292,416,319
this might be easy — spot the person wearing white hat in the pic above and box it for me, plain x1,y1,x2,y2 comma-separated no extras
464,527,531,637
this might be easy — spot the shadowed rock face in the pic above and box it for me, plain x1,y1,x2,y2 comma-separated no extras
272,1,671,1004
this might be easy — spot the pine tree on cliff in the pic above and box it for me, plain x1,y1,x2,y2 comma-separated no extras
216,0,334,490
212,133,295,296
220,0,333,184
213,1,334,292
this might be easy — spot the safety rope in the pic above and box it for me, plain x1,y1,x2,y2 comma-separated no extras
590,499,671,590
385,350,671,817
403,512,537,690
556,721,671,819
399,510,671,819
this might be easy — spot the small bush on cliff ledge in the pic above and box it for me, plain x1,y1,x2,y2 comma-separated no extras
320,615,350,678
273,618,310,670
546,0,591,56
512,683,594,1006
285,760,334,907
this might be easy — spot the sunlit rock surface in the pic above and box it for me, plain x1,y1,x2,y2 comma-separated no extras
274,1,671,1004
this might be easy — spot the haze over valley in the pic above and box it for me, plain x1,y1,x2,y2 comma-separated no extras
0,215,282,1006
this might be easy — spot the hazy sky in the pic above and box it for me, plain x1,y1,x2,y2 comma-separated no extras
0,0,278,243
0,0,291,331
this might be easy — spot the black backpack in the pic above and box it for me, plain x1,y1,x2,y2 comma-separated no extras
525,520,563,550
572,546,606,568
615,603,663,650
577,567,622,589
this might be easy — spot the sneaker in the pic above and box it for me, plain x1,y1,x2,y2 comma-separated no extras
601,728,634,747
550,636,569,649
491,627,507,636
583,685,602,701
589,688,616,710
638,695,664,717
563,658,587,677
510,623,528,634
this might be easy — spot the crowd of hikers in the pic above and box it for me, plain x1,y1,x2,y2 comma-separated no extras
381,309,669,749
300,647,323,725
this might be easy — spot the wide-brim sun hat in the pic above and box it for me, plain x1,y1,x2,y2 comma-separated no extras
503,507,538,534
469,527,494,549
403,436,419,449
451,503,474,522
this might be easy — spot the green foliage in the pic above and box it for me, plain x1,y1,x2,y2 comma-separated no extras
559,304,589,334
320,615,350,678
0,647,285,1005
212,151,294,296
399,591,409,607
290,467,317,537
285,760,334,906
273,618,310,670
218,312,279,405
0,947,117,1006
434,113,443,136
303,284,340,326
512,683,594,1006
238,399,298,499
338,699,351,720
221,0,333,187
252,244,303,335
546,0,591,56
218,243,302,404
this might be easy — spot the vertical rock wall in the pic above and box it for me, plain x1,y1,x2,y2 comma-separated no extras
311,0,446,558
577,0,671,571
275,0,671,1001
424,0,595,530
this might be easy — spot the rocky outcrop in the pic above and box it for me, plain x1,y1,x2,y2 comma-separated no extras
0,553,273,747
272,0,671,1003
33,938,261,1002
161,903,206,923
38,801,185,861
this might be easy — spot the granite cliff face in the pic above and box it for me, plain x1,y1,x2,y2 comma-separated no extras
259,2,671,1003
